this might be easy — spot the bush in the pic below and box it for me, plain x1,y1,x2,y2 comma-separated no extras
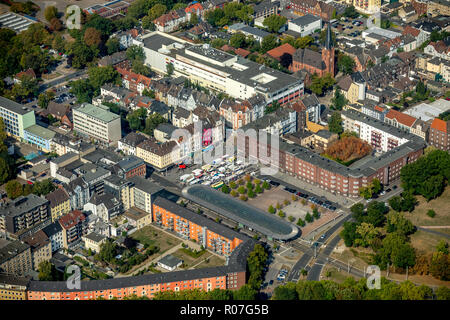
268,205,276,214
284,199,290,206
278,210,285,218
229,181,237,189
297,218,305,227
240,195,248,201
301,199,307,205
288,216,295,222
237,186,246,194
427,209,436,218
276,203,281,210
292,195,298,201
305,212,313,223
230,190,238,197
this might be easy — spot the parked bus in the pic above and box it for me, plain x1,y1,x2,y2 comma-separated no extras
211,181,224,189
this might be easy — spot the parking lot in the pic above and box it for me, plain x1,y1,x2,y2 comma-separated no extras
332,17,367,38
163,153,258,189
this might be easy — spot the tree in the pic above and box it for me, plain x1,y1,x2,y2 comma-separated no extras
38,261,59,281
331,88,347,110
83,27,102,47
68,41,96,69
268,205,275,214
106,38,120,55
98,240,118,263
328,112,343,135
233,284,258,300
32,179,55,196
371,178,382,195
166,62,174,76
386,212,414,236
419,174,445,201
148,4,167,21
230,32,247,48
309,73,336,96
37,90,55,109
278,210,285,218
260,34,278,54
435,286,450,300
343,5,359,18
297,218,305,227
354,223,381,248
305,212,313,223
44,6,58,22
263,14,287,33
337,54,356,75
429,251,449,281
221,184,231,194
262,181,270,190
340,222,360,247
365,201,388,227
294,36,313,49
5,180,23,199
427,209,436,218
380,19,391,29
189,13,199,26
388,196,402,212
273,284,298,300
126,45,145,63
50,18,63,31
436,240,449,255
87,66,121,94
84,13,115,36
0,157,12,184
70,79,95,103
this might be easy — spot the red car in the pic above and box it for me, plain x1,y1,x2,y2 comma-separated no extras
178,164,186,169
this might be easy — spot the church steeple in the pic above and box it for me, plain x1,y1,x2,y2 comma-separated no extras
325,22,332,50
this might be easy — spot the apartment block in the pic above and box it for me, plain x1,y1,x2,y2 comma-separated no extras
58,210,87,250
0,274,29,300
0,240,32,276
429,118,450,151
23,230,52,270
45,188,71,222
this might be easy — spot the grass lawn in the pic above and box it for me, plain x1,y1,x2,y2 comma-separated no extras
131,225,182,254
410,230,448,255
403,186,450,227
322,266,356,283
194,253,226,269
171,248,225,269
331,239,373,271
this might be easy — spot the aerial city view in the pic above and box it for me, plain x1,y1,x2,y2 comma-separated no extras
0,0,449,308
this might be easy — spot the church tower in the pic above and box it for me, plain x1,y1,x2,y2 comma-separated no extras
322,23,335,76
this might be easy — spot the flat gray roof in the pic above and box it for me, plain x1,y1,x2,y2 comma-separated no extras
0,96,34,115
182,185,299,240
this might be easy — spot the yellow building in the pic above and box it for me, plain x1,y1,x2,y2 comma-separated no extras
337,74,366,105
45,188,71,222
23,230,52,270
136,138,178,171
82,232,107,253
353,0,382,14
124,207,153,230
0,274,29,300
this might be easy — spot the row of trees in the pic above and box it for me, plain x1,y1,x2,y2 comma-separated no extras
273,278,449,300
4,179,55,199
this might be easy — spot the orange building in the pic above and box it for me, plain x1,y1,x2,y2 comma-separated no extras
152,197,244,257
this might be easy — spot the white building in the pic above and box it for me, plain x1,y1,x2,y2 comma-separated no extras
288,14,322,37
139,32,304,105
341,109,411,153
73,103,121,144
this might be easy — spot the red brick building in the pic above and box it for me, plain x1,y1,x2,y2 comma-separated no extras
429,118,450,151
291,24,335,77
289,0,335,21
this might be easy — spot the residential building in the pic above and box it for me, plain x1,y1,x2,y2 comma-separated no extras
424,40,450,60
337,73,366,105
41,222,64,253
152,197,244,256
153,9,187,33
50,134,95,157
116,67,152,95
0,96,35,140
240,107,297,136
123,207,152,230
103,175,133,209
295,94,321,124
136,138,179,171
113,156,146,179
0,274,29,300
125,176,163,213
23,124,55,152
238,26,271,43
288,0,335,21
58,210,87,250
45,188,71,222
0,195,50,239
82,232,107,253
73,103,121,144
354,0,382,14
0,240,32,276
83,193,122,223
23,230,52,270
154,123,178,143
429,118,450,151
118,132,148,156
84,0,134,19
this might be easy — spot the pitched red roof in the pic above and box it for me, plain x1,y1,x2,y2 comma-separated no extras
234,48,250,58
385,109,417,127
402,25,420,37
431,118,448,133
15,68,36,80
221,44,235,52
266,43,296,61
58,210,85,230
185,3,203,13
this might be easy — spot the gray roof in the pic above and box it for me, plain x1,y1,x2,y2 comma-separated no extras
182,186,298,240
82,166,111,184
42,222,63,238
127,176,163,195
116,156,145,172
0,195,49,219
240,107,294,132
0,96,34,115
51,152,78,165
120,132,148,148
83,232,106,243
240,26,270,39
291,14,321,27
158,254,183,268
0,240,30,265
155,123,178,135
81,149,121,164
